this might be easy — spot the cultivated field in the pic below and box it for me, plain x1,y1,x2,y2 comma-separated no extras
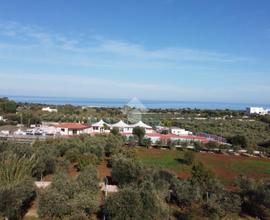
136,147,270,186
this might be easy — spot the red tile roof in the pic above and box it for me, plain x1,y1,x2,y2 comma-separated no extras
56,123,91,130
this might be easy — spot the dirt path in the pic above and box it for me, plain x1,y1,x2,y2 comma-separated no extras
24,198,38,219
97,159,111,180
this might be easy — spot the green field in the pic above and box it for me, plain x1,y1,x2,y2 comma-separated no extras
136,148,270,185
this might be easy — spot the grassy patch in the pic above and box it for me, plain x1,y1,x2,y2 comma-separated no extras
137,148,191,173
137,147,270,185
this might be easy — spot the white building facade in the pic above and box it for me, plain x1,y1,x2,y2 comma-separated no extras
56,123,92,136
246,107,270,115
170,127,192,136
42,107,58,113
92,120,111,133
111,120,133,133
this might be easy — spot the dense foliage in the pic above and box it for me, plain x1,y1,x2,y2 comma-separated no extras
38,165,99,219
0,135,270,219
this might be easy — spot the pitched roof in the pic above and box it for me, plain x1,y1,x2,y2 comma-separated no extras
111,120,130,128
92,120,111,127
56,123,90,130
132,121,152,129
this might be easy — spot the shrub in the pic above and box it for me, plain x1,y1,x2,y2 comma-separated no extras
183,150,195,165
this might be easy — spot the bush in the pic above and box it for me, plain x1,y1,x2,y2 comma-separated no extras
183,151,195,165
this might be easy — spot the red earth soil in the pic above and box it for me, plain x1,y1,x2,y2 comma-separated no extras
137,147,270,186
68,163,79,177
97,159,112,180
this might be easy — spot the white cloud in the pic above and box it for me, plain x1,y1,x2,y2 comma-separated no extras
0,21,265,102
0,21,254,66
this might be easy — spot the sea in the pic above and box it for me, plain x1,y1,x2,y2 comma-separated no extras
4,95,270,111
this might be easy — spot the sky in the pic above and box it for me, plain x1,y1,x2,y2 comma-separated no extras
0,0,270,103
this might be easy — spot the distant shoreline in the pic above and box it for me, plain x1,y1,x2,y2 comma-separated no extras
2,95,270,110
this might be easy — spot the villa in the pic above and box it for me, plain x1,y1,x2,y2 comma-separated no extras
111,120,133,133
92,120,111,133
132,121,154,133
56,123,92,136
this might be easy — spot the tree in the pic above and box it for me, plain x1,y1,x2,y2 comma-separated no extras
38,169,99,219
0,177,34,220
183,151,195,165
104,183,169,220
77,154,98,171
104,135,124,157
0,154,35,220
188,162,241,218
132,126,146,146
228,135,248,148
0,98,17,113
139,181,169,220
142,138,152,148
38,188,71,219
110,127,119,135
32,149,56,180
111,156,143,186
104,187,143,220
190,162,223,203
76,165,99,194
236,176,270,219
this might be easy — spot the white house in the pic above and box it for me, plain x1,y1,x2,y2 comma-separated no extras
170,127,192,136
56,123,92,136
111,120,133,133
132,121,153,133
42,107,58,113
246,107,270,115
92,120,111,133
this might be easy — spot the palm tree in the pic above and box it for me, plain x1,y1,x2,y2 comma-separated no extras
0,153,35,186
0,153,36,220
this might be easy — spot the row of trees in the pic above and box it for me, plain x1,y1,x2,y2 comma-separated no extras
1,133,270,219
105,149,270,219
0,133,125,219
0,98,17,113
